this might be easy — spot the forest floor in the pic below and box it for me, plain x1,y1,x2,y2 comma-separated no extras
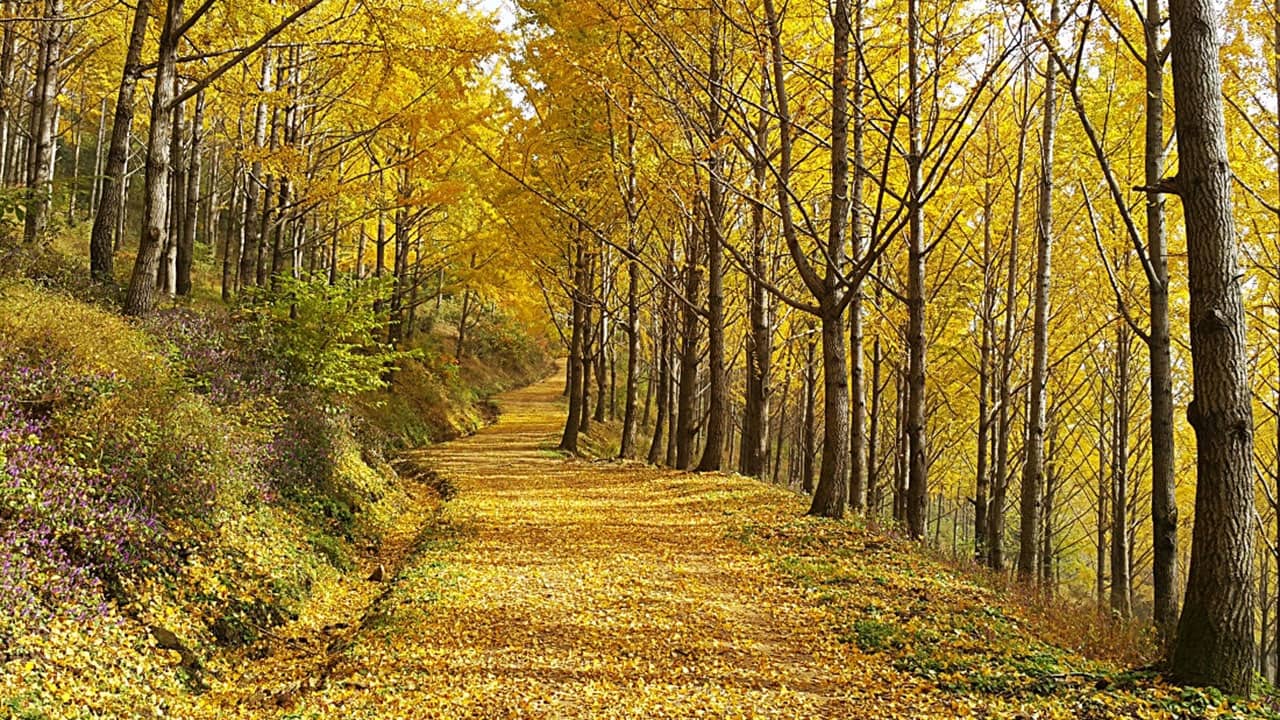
187,368,1277,720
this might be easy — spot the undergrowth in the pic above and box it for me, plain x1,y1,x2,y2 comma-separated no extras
0,244,549,717
738,516,1280,719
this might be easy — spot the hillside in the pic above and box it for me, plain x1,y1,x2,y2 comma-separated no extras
0,272,549,719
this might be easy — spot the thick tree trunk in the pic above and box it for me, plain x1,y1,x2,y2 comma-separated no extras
740,74,772,479
1167,0,1258,691
810,309,850,516
122,0,182,316
808,0,853,518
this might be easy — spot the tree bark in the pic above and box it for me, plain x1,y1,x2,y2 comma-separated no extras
904,0,928,539
240,48,272,289
1167,0,1258,691
1143,0,1179,635
22,0,63,245
1111,326,1132,618
740,81,771,478
560,237,586,453
808,0,853,518
675,214,702,469
1018,0,1057,582
989,59,1032,571
802,335,818,494
847,0,867,513
696,14,727,473
177,91,203,295
122,0,182,316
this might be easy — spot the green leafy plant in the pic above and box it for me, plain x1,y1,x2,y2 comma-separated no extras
245,274,416,398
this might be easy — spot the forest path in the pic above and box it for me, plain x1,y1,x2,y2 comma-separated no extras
285,367,949,718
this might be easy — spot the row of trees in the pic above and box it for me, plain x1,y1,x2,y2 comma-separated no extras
5,0,540,347
2,0,1265,697
501,0,1261,694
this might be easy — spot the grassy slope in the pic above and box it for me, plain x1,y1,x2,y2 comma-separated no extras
0,242,548,719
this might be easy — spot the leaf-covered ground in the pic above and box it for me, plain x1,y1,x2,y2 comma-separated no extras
189,370,1277,719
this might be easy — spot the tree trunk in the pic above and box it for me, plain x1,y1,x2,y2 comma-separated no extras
1040,420,1058,588
696,18,727,473
122,0,182,316
867,331,883,516
648,295,671,464
162,89,184,298
67,91,81,225
177,91,203,296
560,238,586,453
802,336,818,494
1111,325,1132,618
989,59,1032,571
848,0,867,513
0,0,15,189
240,48,272,288
579,250,594,434
1018,1,1057,582
808,0,853,518
221,166,240,301
904,0,928,539
1167,0,1258,691
618,106,641,459
976,135,997,562
740,73,772,478
22,0,63,245
1096,392,1108,608
1143,0,1179,635
675,217,703,469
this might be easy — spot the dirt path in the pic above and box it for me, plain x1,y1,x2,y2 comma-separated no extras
281,369,951,718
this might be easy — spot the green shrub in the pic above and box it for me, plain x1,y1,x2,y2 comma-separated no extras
244,274,414,398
